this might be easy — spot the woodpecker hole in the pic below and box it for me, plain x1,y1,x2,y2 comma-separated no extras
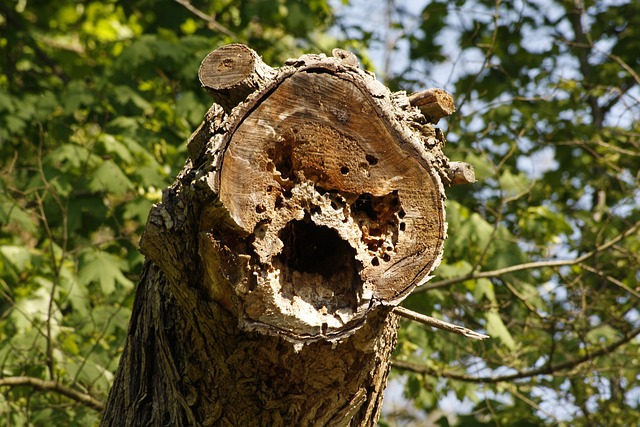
276,219,360,311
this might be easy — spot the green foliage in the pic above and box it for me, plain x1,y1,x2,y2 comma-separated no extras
2,0,639,426
385,0,640,425
0,0,338,423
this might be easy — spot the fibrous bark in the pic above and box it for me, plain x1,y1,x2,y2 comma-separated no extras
102,45,468,427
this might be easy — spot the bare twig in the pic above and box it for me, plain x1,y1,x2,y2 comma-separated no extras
0,376,105,411
394,306,490,340
174,0,236,38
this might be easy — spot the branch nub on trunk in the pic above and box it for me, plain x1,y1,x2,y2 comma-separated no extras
198,43,276,112
447,161,476,185
408,88,455,124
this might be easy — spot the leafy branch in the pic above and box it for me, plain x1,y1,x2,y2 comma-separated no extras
174,0,237,38
392,324,640,383
416,219,640,296
0,376,105,412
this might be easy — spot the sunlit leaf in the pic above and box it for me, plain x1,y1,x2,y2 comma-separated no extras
485,309,516,350
88,160,134,196
78,249,134,295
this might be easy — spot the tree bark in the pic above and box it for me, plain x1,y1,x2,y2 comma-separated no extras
102,45,463,426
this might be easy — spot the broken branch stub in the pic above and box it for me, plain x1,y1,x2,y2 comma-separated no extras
408,88,455,124
447,161,476,185
197,45,453,342
198,43,276,112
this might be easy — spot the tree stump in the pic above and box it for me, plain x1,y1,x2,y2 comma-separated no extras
101,44,468,427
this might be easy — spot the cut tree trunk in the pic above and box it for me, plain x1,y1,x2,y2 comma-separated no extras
101,44,467,427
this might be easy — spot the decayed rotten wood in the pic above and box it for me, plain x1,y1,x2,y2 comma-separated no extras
408,88,455,124
206,51,448,340
102,45,462,427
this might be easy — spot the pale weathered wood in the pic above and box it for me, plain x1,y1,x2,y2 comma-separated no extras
408,88,455,123
102,44,457,427
447,161,476,185
394,306,489,340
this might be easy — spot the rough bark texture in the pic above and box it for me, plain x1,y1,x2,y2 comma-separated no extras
102,45,464,426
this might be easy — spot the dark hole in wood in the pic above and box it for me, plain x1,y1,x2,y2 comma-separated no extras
399,222,406,231
365,154,378,165
340,166,349,175
371,257,380,266
398,209,406,218
367,241,382,252
353,193,376,220
382,253,391,262
278,220,356,280
275,195,284,208
272,138,294,180
256,204,266,213
275,218,361,312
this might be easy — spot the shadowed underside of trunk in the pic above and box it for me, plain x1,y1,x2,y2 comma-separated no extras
101,44,466,426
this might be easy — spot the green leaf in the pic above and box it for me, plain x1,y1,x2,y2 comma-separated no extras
435,260,473,278
62,80,95,113
485,309,516,350
98,133,134,163
498,169,530,198
0,196,39,234
586,325,618,345
0,245,32,272
78,249,134,295
473,278,496,304
88,160,134,196
11,278,52,329
122,197,152,223
112,84,153,115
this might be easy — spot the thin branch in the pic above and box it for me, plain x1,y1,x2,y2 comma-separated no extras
502,279,543,317
174,0,236,38
392,324,640,383
0,376,105,412
606,52,640,86
37,133,69,382
580,264,640,301
507,382,562,423
394,306,490,340
416,219,640,293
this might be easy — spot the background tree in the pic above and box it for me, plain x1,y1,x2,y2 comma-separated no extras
354,0,640,425
1,0,639,426
0,0,340,424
